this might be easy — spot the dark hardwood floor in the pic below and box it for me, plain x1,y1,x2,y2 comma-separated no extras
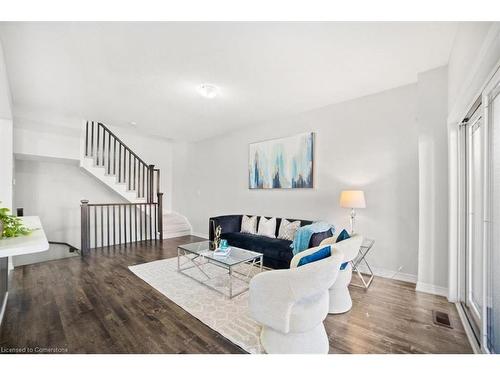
0,236,472,354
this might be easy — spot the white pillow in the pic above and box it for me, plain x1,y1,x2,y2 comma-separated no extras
278,219,301,241
241,215,257,234
257,217,277,238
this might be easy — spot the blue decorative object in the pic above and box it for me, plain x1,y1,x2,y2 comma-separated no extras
297,245,331,267
336,229,351,270
219,239,228,250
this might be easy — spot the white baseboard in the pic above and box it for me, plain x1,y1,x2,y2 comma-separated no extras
415,281,449,297
356,264,417,284
163,231,192,239
192,232,209,239
0,292,8,327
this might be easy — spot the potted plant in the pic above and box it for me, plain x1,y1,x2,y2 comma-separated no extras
0,202,31,239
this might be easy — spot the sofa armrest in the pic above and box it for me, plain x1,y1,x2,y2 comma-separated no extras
209,215,243,240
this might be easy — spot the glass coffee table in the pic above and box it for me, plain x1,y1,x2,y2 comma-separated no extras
177,241,264,299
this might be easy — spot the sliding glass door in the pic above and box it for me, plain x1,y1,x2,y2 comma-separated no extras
460,66,500,353
461,107,484,341
485,76,500,354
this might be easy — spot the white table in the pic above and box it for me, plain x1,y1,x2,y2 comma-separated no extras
0,216,49,324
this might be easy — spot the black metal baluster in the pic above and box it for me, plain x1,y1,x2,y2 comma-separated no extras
137,164,140,197
130,204,133,243
108,131,111,174
142,165,145,198
135,205,138,243
107,205,110,247
118,144,122,182
138,204,142,242
101,129,105,168
146,166,149,202
85,121,89,156
100,206,104,248
94,206,97,249
112,205,115,246
91,121,95,157
143,204,147,240
120,205,127,246
96,123,100,165
149,204,152,240
119,204,122,245
102,125,106,167
154,203,157,240
123,150,127,186
128,152,132,191
133,157,136,191
113,138,117,175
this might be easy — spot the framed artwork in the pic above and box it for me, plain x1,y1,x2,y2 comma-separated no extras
249,132,314,189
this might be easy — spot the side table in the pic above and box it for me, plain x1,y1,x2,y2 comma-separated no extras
350,238,375,289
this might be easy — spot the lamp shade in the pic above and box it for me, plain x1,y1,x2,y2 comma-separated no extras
340,190,366,208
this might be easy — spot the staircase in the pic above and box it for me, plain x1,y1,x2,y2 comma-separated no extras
163,212,192,238
80,121,191,239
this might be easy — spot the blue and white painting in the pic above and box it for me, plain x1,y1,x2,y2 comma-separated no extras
249,133,314,189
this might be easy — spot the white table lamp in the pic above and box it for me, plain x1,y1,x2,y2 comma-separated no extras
340,190,366,234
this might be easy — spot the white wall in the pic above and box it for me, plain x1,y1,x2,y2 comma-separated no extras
173,84,420,280
416,66,449,296
448,22,500,121
13,157,128,251
0,40,13,210
447,23,500,301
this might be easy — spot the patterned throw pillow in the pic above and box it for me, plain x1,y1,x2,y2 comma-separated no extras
278,219,301,241
257,217,277,238
240,215,257,234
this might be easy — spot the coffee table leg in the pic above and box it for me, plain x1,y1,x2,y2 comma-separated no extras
229,267,233,299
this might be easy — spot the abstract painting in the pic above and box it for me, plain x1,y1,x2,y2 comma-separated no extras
249,132,314,189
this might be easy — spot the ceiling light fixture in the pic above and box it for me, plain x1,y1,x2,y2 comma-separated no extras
198,83,218,99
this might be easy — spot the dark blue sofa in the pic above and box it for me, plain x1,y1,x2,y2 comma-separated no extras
208,215,333,269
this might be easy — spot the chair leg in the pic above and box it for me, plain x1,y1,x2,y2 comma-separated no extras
328,267,353,314
329,285,352,314
260,324,329,354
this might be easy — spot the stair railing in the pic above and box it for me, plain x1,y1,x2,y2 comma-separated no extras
80,193,163,255
81,121,164,255
84,121,160,203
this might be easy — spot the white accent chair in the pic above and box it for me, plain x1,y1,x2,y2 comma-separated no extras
292,234,364,314
249,249,343,354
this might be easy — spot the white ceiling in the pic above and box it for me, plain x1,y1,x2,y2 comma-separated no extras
0,22,458,141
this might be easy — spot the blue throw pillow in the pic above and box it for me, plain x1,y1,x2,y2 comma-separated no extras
336,229,351,270
336,229,351,242
297,245,331,267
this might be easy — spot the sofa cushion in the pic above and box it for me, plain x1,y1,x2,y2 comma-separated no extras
336,229,351,242
277,219,301,241
257,216,277,238
221,232,294,265
241,215,258,234
310,229,334,247
297,245,331,267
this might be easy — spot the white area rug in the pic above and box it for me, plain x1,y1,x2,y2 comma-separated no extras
129,257,264,353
